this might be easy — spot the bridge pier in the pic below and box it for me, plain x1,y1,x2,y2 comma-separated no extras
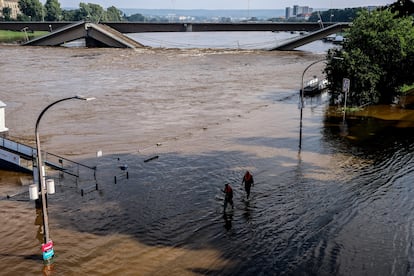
184,23,193,32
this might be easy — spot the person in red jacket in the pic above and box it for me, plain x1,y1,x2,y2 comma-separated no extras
242,171,254,199
223,183,234,211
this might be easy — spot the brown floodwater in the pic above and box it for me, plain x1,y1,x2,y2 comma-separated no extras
1,44,414,276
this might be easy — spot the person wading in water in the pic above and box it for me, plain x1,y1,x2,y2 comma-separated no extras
223,183,234,211
242,171,254,199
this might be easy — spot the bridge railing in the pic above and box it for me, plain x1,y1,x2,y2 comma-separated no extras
0,136,34,157
42,150,96,180
0,136,96,182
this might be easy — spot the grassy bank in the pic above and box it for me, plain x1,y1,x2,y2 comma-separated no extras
0,30,48,43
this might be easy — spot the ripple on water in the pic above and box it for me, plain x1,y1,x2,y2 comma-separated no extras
1,45,414,275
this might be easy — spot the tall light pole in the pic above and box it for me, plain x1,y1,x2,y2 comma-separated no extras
35,95,95,264
298,58,326,152
298,57,344,152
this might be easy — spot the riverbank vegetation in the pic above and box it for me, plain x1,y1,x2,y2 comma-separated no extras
1,0,396,23
12,0,124,22
325,8,414,107
0,29,47,43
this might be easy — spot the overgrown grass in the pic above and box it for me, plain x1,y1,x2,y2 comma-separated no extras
0,30,48,43
401,84,414,94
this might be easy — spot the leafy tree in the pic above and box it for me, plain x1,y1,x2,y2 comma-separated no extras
308,8,363,23
105,6,123,21
2,7,12,21
61,9,77,21
78,2,104,22
18,0,44,21
388,0,414,16
325,9,414,106
61,3,123,22
125,13,145,22
44,0,62,21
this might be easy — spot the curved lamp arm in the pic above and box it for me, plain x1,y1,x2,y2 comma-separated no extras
35,95,95,244
300,59,326,109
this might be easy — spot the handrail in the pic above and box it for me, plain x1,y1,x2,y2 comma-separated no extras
0,137,96,176
45,151,96,171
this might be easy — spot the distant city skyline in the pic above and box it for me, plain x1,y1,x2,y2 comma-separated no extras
47,0,396,10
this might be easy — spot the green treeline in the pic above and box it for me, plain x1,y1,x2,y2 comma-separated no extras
4,0,412,25
2,0,371,23
2,0,143,22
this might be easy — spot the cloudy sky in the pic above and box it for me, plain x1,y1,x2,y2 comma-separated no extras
53,0,396,9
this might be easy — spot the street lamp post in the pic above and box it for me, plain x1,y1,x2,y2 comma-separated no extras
35,95,95,264
299,58,326,152
298,57,344,152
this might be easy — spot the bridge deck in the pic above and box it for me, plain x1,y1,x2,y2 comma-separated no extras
271,23,350,50
23,22,144,48
0,21,342,33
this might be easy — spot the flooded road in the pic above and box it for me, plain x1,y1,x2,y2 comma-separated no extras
1,44,414,275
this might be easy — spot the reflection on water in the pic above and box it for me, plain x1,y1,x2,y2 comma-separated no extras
223,213,233,231
0,44,414,275
127,31,339,53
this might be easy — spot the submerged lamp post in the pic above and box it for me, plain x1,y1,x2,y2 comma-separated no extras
34,95,95,264
298,58,326,152
298,57,344,152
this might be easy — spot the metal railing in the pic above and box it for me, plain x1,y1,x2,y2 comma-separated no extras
0,137,96,181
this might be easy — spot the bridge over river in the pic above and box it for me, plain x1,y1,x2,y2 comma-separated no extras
0,21,350,50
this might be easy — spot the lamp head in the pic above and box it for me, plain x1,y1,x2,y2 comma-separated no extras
75,95,96,101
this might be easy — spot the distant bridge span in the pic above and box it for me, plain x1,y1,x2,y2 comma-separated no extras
0,21,351,50
0,21,349,33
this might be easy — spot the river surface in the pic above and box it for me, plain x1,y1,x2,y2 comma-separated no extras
126,31,336,52
0,38,414,276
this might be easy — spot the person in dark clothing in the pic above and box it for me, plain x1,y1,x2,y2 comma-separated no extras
242,171,254,199
223,183,234,211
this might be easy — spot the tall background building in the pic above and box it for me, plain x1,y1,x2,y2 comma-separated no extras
0,0,21,20
285,7,292,19
285,4,313,19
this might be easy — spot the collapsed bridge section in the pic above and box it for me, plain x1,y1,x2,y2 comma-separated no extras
23,21,144,48
271,23,350,51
